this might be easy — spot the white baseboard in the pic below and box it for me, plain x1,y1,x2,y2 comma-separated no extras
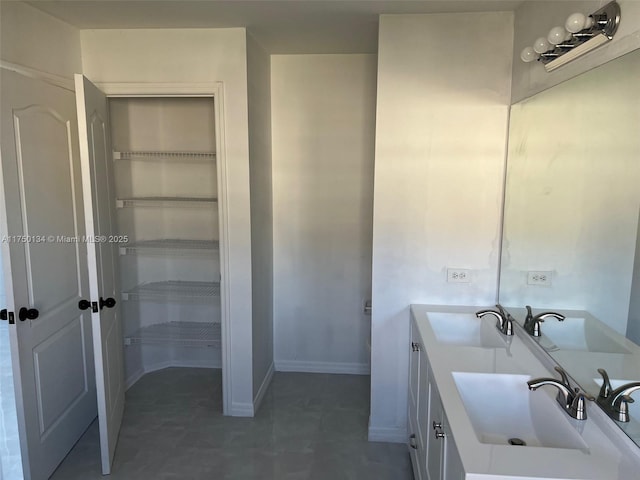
253,362,274,413
275,360,370,375
229,402,254,417
125,368,146,391
125,360,222,390
368,424,407,443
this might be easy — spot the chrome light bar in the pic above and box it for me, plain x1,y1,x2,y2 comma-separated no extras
520,1,621,73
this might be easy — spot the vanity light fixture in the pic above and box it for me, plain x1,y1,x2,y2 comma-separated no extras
520,1,621,72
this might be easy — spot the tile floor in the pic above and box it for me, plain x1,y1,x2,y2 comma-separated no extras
50,368,413,479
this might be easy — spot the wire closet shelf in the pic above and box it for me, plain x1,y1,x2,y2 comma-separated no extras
113,151,216,163
124,321,221,348
122,280,220,302
119,239,219,256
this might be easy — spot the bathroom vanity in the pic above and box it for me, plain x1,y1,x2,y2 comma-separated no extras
408,304,640,480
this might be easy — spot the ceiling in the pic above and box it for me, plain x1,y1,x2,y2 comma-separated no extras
26,0,524,54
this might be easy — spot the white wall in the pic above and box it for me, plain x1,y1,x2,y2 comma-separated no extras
0,1,81,78
271,54,377,374
80,28,255,414
512,0,640,102
246,32,274,409
370,12,513,442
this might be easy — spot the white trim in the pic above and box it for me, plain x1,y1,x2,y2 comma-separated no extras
229,402,254,417
213,84,233,417
125,361,222,391
252,362,274,413
0,61,74,92
368,424,407,443
96,82,223,97
275,360,370,375
98,81,233,417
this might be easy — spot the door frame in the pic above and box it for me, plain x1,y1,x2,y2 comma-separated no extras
97,81,232,415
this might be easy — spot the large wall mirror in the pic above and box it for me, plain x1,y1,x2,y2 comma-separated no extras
499,48,640,445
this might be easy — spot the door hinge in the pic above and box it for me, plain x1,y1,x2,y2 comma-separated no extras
0,308,16,325
1,309,15,325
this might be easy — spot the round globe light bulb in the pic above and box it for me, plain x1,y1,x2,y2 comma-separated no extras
548,26,568,45
533,36,551,54
520,46,538,63
584,16,594,29
565,12,587,33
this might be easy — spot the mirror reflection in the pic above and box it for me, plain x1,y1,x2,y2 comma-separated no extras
499,48,640,444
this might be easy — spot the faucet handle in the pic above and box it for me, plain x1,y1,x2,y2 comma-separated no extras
524,305,533,327
616,396,633,422
571,387,595,421
495,304,514,336
554,366,571,388
597,368,613,399
502,316,513,336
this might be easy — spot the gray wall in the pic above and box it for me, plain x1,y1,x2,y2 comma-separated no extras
271,54,377,374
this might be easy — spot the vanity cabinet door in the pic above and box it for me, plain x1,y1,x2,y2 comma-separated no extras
417,346,430,452
408,322,425,480
409,322,420,413
408,410,424,480
408,318,465,480
442,412,465,480
426,369,445,480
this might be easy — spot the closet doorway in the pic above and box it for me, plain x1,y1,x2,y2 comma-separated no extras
80,79,233,473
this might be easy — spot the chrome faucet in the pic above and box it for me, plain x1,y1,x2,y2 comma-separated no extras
596,368,640,422
475,304,513,336
527,366,593,420
524,305,565,337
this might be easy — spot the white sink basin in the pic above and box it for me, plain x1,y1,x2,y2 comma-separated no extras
452,372,588,449
427,312,506,348
542,317,630,354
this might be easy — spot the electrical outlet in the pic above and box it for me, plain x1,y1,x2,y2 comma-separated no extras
447,268,471,283
527,271,552,286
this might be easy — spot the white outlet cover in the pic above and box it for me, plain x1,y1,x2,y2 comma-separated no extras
527,271,552,286
447,268,471,283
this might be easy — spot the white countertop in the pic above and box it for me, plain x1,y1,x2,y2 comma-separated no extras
411,304,640,480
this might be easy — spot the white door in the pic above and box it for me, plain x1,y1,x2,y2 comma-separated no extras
74,74,125,475
0,69,97,480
